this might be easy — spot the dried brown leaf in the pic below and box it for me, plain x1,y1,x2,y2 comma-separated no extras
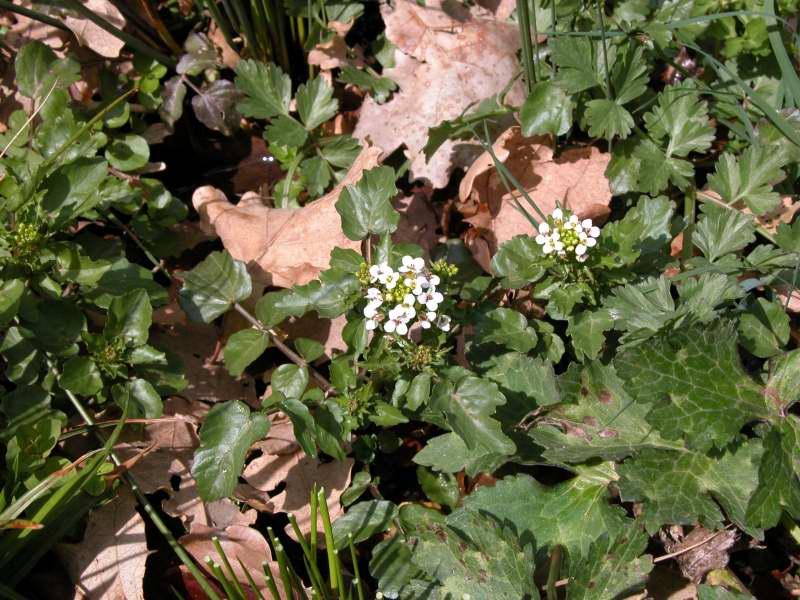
243,444,353,539
64,0,126,58
353,0,526,188
179,524,286,599
458,126,612,267
56,487,148,600
308,21,364,71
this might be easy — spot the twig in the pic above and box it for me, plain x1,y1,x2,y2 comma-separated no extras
653,524,736,563
105,210,334,393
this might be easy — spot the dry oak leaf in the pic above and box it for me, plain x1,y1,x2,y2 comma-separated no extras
244,444,354,540
193,142,441,289
458,126,612,269
353,0,526,188
308,20,364,71
64,0,126,58
179,524,287,599
151,303,258,406
56,487,148,600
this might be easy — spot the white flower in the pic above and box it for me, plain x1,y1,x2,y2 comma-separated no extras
366,319,378,330
581,218,593,229
576,253,588,263
575,243,587,257
535,234,547,245
373,263,394,285
568,214,579,225
412,276,435,297
418,310,437,329
586,237,597,248
418,290,443,311
384,271,400,289
384,315,409,336
538,222,550,235
436,314,452,332
542,242,553,254
363,300,382,319
429,274,441,287
589,226,601,238
552,208,563,220
369,265,381,282
366,287,382,302
399,255,425,274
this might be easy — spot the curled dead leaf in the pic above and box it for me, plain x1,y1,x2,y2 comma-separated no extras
179,524,287,599
353,0,526,188
243,442,353,540
64,0,126,58
56,487,148,600
458,126,612,269
192,142,440,290
308,21,364,71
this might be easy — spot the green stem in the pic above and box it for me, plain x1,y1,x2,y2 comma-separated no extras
682,187,696,266
516,0,537,90
596,0,614,150
546,545,562,600
56,373,222,600
0,1,69,30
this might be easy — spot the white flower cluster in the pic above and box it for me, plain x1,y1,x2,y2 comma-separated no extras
534,207,600,262
363,256,452,336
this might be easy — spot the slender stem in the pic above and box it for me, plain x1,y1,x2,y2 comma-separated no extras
0,79,59,160
530,0,541,82
0,0,69,30
546,545,562,600
516,0,537,90
53,366,222,600
682,187,696,266
106,209,334,393
596,0,614,151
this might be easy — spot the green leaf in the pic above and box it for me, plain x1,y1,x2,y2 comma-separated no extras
485,352,559,422
15,41,80,98
463,467,630,555
693,209,756,262
565,525,653,600
617,440,763,534
774,220,800,253
474,308,538,353
611,42,648,104
530,362,683,463
615,321,770,451
370,537,425,599
234,59,291,118
105,134,149,172
318,135,361,169
406,372,431,411
104,289,152,348
424,95,511,160
585,99,635,139
417,466,459,509
431,377,515,456
314,400,347,461
491,235,547,288
191,80,241,136
551,37,604,94
223,328,269,377
519,81,572,137
299,156,331,197
409,508,538,600
0,327,43,384
413,432,505,477
178,251,252,323
708,146,787,215
176,32,218,76
745,418,800,529
335,166,399,240
27,299,85,354
567,309,614,361
697,585,752,599
369,401,408,426
766,350,800,411
0,280,25,328
192,400,270,501
274,268,360,319
644,81,715,159
341,471,371,506
738,298,790,358
332,499,398,549
42,157,108,227
338,65,397,103
158,76,186,128
59,356,103,397
603,276,675,336
279,397,317,458
296,76,338,130
264,115,308,148
271,364,309,399
294,338,324,363
112,378,163,419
